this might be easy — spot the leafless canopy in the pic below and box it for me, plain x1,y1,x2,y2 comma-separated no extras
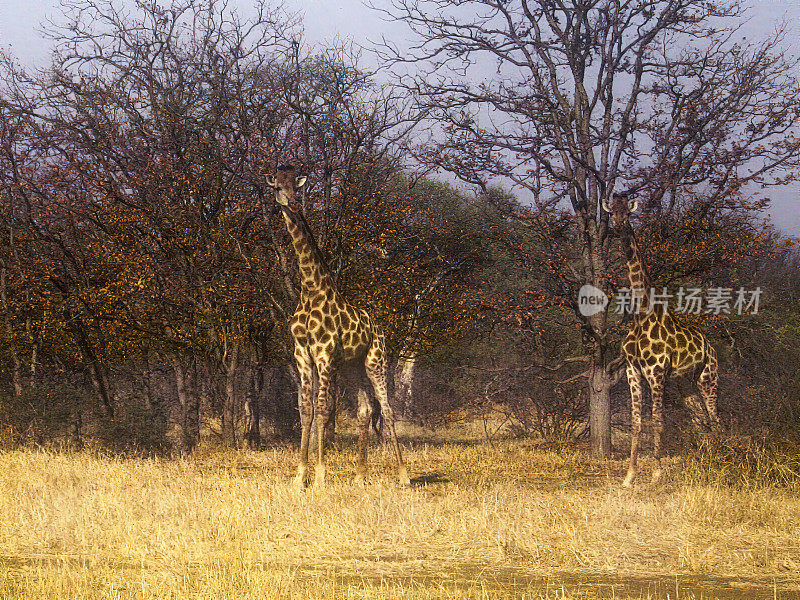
378,0,800,457
379,0,800,214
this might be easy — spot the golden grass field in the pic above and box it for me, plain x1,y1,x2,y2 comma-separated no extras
1,429,799,599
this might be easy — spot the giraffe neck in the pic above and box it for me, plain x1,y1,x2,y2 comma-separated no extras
281,208,333,295
620,221,653,315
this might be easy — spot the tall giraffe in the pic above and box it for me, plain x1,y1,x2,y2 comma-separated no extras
604,193,720,487
266,165,410,488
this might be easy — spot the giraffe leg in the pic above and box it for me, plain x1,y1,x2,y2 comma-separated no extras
313,358,333,488
648,366,666,485
684,393,708,431
354,388,372,486
697,352,721,434
623,362,644,488
366,336,410,487
293,343,314,490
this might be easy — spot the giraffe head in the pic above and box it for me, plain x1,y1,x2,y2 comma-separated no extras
266,165,307,212
602,192,639,233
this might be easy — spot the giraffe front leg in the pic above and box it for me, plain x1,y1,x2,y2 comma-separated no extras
649,366,666,485
314,358,333,488
623,362,644,488
366,337,410,487
355,388,372,486
293,344,314,490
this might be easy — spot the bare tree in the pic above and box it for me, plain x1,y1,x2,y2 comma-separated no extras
380,0,800,456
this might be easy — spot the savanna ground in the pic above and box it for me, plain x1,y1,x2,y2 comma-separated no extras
1,425,800,600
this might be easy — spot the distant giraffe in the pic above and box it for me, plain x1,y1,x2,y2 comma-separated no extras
604,193,720,487
266,165,410,488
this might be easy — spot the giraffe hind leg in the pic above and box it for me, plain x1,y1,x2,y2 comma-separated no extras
684,393,709,432
366,336,410,487
355,388,371,485
697,353,721,434
647,365,667,485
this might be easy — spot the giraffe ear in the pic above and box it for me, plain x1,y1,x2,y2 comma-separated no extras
296,176,307,188
266,175,277,188
601,197,612,213
628,198,639,213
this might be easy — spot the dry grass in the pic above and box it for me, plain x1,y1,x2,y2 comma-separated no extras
1,433,799,599
682,435,800,490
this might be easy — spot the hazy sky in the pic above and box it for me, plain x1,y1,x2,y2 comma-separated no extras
1,0,798,235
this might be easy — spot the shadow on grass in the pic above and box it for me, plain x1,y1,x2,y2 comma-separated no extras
4,554,797,599
325,564,800,600
410,472,450,486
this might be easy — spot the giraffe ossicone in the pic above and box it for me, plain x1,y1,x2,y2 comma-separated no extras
604,192,720,487
266,165,410,488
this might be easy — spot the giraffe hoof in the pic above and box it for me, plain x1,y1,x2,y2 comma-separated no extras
650,468,663,485
292,465,308,491
398,467,411,488
314,469,327,488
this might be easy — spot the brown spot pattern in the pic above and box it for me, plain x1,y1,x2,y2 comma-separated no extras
612,194,720,487
270,167,408,488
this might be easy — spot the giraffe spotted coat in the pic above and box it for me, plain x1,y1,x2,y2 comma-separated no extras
605,193,719,487
267,165,409,488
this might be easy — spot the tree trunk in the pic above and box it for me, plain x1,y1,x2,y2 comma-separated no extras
29,339,37,390
395,351,417,419
583,212,613,459
243,390,261,449
1,264,23,397
244,365,262,450
86,357,114,420
69,410,83,451
222,339,239,446
173,357,195,451
9,351,22,398
271,365,299,440
143,364,154,413
71,318,114,419
189,358,207,449
185,367,200,450
588,358,612,458
25,314,38,389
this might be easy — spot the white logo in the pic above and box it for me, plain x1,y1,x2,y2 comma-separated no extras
578,284,609,317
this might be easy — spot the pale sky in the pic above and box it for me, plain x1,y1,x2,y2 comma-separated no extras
1,0,798,235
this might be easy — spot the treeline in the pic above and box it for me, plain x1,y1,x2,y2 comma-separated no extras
0,0,498,450
0,0,799,453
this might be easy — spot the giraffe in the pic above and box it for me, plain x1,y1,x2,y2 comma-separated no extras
266,165,410,488
603,193,720,487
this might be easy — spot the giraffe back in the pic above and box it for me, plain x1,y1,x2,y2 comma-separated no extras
623,312,714,376
291,288,376,363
